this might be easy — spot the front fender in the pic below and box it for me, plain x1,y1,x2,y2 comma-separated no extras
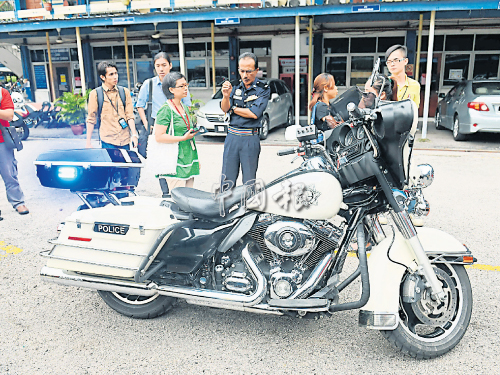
359,227,468,330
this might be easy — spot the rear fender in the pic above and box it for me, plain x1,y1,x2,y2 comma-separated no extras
359,227,470,330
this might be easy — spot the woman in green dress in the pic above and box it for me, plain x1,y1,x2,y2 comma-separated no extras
154,72,199,195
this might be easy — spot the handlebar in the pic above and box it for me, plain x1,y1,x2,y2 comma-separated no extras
277,146,303,156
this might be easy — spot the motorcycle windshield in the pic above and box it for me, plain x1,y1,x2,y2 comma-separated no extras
372,100,415,189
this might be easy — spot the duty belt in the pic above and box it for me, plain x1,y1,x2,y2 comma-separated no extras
228,126,259,136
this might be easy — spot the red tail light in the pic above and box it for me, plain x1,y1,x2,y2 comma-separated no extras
467,102,489,111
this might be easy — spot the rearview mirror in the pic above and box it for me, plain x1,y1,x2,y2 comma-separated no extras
438,93,445,99
271,93,279,102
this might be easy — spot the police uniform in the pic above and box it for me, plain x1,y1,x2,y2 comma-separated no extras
221,78,270,191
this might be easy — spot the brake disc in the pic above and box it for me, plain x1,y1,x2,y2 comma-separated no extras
411,267,457,326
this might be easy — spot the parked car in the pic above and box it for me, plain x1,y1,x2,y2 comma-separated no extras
196,79,294,140
435,78,500,141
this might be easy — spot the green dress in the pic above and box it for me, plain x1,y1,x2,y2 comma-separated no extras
155,102,200,180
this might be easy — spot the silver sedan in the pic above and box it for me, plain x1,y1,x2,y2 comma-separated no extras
435,79,500,141
196,79,294,140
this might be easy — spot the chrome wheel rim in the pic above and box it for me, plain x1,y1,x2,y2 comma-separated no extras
453,118,459,137
287,109,293,126
435,112,441,128
261,117,269,137
398,264,463,343
111,292,160,305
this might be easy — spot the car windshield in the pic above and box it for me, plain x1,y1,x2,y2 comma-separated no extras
213,89,223,100
472,82,500,95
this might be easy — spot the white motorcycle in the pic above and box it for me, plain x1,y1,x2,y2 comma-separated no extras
36,97,474,359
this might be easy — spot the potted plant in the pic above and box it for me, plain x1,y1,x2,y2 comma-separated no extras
55,89,91,136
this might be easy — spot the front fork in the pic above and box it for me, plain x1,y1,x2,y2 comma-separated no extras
368,155,446,302
390,210,447,302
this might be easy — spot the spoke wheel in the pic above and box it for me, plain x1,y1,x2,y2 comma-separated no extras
259,115,269,140
98,290,176,319
452,116,467,141
435,111,444,130
381,263,472,359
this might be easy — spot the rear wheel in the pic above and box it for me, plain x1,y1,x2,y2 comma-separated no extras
16,124,30,140
381,263,472,359
97,290,176,319
452,116,467,141
259,115,269,140
435,110,445,130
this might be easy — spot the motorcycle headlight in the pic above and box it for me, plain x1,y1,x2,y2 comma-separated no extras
413,164,434,188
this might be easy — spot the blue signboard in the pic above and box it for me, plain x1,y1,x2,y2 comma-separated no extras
112,17,135,25
352,4,380,13
34,65,48,90
215,17,240,26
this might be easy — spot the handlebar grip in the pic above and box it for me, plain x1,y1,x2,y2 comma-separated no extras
277,147,298,156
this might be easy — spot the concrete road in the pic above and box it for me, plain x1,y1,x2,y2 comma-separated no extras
1,138,499,374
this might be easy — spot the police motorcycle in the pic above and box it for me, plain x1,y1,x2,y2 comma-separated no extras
36,95,474,360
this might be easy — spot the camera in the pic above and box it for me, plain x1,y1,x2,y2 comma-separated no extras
118,118,128,129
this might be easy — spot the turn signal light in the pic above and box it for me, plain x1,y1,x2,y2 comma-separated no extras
467,102,489,111
462,256,474,263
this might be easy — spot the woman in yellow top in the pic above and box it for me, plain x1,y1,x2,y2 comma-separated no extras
385,44,420,108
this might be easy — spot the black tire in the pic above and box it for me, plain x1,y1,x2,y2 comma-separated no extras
286,107,294,127
435,110,445,130
97,291,176,319
452,116,467,141
17,124,30,140
259,115,270,140
381,263,472,359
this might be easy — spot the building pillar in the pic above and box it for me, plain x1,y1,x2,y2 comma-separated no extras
312,32,323,82
82,36,95,89
229,34,239,81
406,29,417,78
20,43,33,102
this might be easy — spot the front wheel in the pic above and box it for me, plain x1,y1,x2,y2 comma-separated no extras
97,291,176,319
259,115,269,140
381,263,472,359
435,110,445,130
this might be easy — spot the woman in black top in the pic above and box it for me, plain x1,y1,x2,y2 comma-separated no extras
309,73,341,131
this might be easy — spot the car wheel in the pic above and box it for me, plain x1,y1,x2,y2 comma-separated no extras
452,115,467,141
435,110,445,130
259,115,269,140
286,107,294,127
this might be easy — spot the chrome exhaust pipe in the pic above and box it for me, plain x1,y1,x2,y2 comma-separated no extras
40,266,156,297
156,244,267,307
289,253,333,299
41,244,267,307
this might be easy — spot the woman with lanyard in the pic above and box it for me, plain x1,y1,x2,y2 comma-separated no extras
136,52,192,158
154,72,199,195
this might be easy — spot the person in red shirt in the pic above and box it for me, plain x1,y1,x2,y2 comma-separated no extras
0,87,29,218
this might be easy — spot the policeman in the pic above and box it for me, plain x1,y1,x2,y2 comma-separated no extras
220,52,270,191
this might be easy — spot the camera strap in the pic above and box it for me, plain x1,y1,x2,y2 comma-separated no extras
103,89,121,117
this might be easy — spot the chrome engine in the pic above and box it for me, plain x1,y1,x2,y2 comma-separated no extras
248,214,343,299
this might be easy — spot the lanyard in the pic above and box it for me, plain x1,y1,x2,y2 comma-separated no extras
103,89,120,116
170,99,190,130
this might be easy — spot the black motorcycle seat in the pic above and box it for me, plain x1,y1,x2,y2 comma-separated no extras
171,186,248,217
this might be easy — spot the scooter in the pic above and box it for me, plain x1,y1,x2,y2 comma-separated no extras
36,93,475,359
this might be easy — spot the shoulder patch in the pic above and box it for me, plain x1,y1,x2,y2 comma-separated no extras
256,80,268,88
